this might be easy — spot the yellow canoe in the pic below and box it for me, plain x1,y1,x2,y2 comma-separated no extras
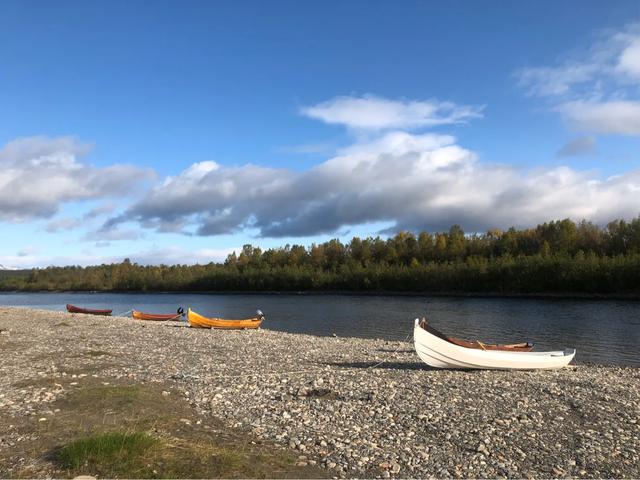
187,308,264,329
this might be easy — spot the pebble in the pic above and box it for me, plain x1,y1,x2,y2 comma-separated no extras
0,306,638,479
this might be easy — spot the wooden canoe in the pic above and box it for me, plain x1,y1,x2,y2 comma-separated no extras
414,318,575,370
418,318,533,351
187,308,264,329
132,310,183,321
66,304,112,316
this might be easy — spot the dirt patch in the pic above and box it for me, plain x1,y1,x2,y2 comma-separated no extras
300,387,342,401
0,378,327,479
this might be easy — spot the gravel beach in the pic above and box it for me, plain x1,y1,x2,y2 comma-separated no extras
1,306,639,478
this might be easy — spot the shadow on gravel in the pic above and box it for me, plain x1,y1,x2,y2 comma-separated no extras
376,348,414,353
324,360,432,371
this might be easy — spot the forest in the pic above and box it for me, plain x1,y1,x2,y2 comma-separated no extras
2,217,640,295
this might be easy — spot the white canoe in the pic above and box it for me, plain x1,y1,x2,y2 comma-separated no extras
414,319,575,370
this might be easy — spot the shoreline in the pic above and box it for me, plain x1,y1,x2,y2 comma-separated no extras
1,306,638,478
2,289,640,301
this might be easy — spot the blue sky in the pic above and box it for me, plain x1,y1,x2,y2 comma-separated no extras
2,0,640,267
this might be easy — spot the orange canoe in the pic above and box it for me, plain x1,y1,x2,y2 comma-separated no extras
132,309,184,321
187,308,264,329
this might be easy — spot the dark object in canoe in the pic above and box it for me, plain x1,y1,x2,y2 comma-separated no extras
418,318,534,352
66,304,112,316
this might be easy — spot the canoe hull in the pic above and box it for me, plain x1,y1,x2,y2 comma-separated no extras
187,308,263,329
66,304,112,316
132,310,181,321
414,319,575,370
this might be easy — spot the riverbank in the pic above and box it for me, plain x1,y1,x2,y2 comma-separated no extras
1,307,638,478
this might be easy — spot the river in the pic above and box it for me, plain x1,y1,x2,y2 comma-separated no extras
1,292,638,366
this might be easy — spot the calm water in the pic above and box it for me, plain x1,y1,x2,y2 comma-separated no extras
1,292,639,366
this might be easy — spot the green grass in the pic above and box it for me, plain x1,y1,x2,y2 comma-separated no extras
53,430,274,478
3,381,326,478
57,431,158,476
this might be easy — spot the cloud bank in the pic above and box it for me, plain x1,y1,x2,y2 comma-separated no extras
109,124,640,237
7,92,640,248
0,136,153,222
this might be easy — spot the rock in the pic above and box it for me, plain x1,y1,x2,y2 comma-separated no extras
1,306,639,479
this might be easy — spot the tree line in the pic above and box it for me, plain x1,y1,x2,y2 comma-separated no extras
2,217,640,295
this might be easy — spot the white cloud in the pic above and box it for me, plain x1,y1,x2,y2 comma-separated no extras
558,101,640,135
0,136,154,222
516,22,640,136
616,38,640,79
108,130,640,237
0,246,237,269
517,63,601,97
301,95,482,130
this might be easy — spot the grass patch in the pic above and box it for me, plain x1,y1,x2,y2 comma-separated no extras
57,431,157,476
2,381,327,479
54,430,295,479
